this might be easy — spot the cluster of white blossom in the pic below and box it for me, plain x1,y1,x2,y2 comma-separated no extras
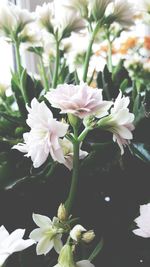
13,83,134,167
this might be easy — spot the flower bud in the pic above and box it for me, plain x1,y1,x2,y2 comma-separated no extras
68,113,81,129
70,224,86,241
57,203,68,222
82,230,95,243
0,82,8,97
58,244,75,267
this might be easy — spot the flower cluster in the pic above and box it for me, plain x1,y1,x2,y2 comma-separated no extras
13,82,134,169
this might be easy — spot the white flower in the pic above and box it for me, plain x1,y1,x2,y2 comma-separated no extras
36,2,54,32
0,3,34,39
36,1,86,38
106,0,135,27
0,225,34,266
46,83,112,119
19,23,42,49
0,4,16,37
61,0,89,18
59,138,88,170
70,225,86,241
98,92,135,155
89,0,113,21
29,214,63,255
63,31,89,75
13,98,69,168
133,203,150,238
54,260,94,267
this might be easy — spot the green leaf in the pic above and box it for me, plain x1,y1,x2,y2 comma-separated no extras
11,72,27,117
133,94,145,126
120,78,129,93
0,111,25,125
130,143,150,163
21,69,35,102
88,238,104,262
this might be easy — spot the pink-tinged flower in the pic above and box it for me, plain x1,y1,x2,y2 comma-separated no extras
98,92,135,154
46,83,112,119
133,203,150,238
0,225,34,266
59,138,88,170
13,98,68,168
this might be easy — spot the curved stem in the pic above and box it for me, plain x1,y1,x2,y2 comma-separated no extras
65,127,80,214
78,127,90,142
40,56,49,92
52,39,60,88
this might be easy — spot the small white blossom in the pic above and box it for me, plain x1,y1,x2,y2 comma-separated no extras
36,1,86,38
106,0,135,27
30,214,63,255
0,225,34,266
0,3,34,39
98,92,135,155
36,2,54,32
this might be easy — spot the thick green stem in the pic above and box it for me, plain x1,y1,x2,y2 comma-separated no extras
40,56,49,92
52,39,60,88
65,130,80,214
83,22,100,82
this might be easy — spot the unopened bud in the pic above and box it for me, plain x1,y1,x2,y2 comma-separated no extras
57,203,68,221
70,224,86,242
82,230,95,243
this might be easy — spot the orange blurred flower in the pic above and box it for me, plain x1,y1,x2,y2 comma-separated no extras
144,36,150,50
95,44,117,56
118,37,138,54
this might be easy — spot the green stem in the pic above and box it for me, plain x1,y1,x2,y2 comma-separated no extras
83,22,100,82
15,41,22,77
106,29,113,73
46,162,58,178
40,56,49,92
65,132,80,214
14,41,29,104
52,39,60,88
78,127,90,142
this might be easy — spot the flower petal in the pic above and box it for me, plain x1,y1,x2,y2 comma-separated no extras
32,213,52,228
53,234,63,254
29,228,44,242
76,260,95,267
36,236,53,255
